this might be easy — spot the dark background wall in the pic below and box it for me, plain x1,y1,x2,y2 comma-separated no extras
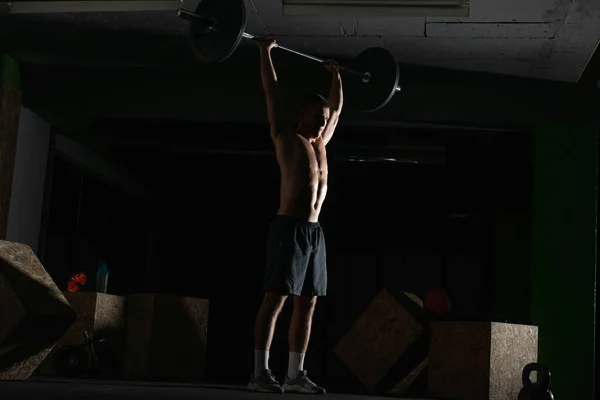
42,155,150,295
17,46,598,131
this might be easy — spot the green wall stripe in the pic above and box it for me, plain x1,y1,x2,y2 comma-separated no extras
531,123,598,399
0,54,20,89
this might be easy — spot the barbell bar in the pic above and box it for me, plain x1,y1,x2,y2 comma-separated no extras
242,32,373,83
176,0,401,112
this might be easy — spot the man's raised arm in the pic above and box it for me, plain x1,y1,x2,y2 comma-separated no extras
257,39,286,142
321,60,343,146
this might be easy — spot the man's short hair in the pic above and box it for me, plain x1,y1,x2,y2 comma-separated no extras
300,93,329,112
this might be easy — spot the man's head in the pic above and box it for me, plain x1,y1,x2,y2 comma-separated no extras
297,93,330,140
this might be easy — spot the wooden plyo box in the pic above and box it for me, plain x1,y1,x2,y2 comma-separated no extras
0,241,76,380
334,289,429,394
122,293,209,382
36,291,127,377
428,321,538,400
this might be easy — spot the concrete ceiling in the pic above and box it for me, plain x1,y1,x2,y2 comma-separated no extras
246,0,600,82
2,0,600,82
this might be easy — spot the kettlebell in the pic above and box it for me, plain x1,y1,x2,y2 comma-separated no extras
517,362,554,400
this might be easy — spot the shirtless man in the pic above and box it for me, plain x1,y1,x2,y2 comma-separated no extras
248,38,343,395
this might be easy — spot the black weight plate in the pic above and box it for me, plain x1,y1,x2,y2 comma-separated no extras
345,47,400,113
53,346,92,377
189,0,246,63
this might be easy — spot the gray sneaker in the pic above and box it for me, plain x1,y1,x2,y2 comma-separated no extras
282,370,326,394
247,369,284,393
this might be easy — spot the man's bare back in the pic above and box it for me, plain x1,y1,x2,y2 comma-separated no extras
275,133,328,222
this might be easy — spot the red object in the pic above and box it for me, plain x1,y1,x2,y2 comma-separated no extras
67,273,87,292
424,288,452,316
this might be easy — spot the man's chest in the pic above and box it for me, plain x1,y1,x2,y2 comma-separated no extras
277,136,328,174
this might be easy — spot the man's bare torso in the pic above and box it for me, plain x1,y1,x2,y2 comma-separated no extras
274,132,328,223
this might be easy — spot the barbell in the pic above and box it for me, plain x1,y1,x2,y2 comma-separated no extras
176,0,401,113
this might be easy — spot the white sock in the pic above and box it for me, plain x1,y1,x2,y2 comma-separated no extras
254,350,269,377
287,352,305,380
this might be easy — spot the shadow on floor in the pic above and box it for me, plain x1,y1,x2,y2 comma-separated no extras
0,378,431,400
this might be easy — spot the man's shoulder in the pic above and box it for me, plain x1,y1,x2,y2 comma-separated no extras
273,130,300,155
273,126,297,141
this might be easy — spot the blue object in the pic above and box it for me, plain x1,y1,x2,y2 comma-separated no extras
96,258,110,293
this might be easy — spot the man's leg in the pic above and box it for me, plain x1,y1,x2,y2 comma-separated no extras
248,291,287,393
282,225,327,395
254,291,287,371
251,216,313,393
283,295,325,394
288,295,317,375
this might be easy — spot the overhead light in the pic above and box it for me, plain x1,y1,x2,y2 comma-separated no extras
282,0,470,17
2,0,187,14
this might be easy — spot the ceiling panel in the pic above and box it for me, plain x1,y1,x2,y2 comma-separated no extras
386,36,546,76
425,22,554,39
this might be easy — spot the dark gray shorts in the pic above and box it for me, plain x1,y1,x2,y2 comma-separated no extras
263,215,327,296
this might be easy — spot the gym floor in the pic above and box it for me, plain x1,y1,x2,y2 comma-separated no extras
0,378,427,400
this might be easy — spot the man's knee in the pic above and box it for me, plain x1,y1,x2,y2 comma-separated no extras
260,291,287,316
293,295,317,316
